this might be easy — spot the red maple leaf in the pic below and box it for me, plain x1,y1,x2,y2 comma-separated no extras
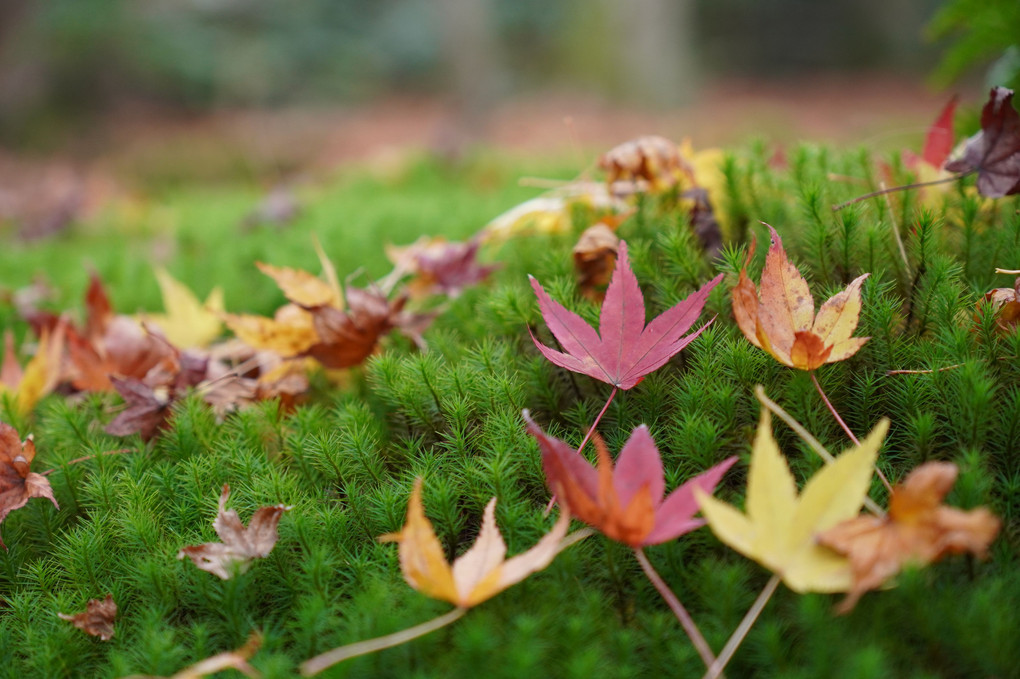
921,95,958,170
529,240,721,390
945,87,1020,198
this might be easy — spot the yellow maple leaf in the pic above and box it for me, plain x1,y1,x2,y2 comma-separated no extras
696,408,888,593
142,268,224,349
0,327,65,416
380,478,570,608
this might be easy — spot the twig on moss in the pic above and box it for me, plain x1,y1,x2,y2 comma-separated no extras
880,181,912,278
886,363,963,376
40,449,133,476
831,173,970,212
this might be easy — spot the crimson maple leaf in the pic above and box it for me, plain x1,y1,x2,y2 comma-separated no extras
945,87,1020,198
529,241,721,389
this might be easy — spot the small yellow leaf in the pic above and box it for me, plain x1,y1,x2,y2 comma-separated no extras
256,262,340,309
143,268,224,349
697,408,887,593
222,306,319,356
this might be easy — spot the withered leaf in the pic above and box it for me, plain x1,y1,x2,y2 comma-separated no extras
599,136,690,195
945,87,1020,198
818,461,1001,613
124,632,262,679
178,484,290,579
385,236,498,298
58,594,116,641
572,223,619,302
0,423,58,549
979,277,1020,331
105,376,175,441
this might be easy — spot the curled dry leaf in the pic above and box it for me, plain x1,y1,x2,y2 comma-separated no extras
177,484,290,579
141,267,225,349
379,478,570,608
978,276,1020,331
733,225,870,371
0,323,65,416
385,236,498,298
944,87,1020,198
480,182,630,242
0,423,58,549
599,135,689,195
525,412,735,547
696,408,888,593
531,240,722,389
818,462,1000,613
58,594,116,641
572,223,619,302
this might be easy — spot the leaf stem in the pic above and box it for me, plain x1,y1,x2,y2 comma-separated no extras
754,386,885,516
300,607,468,676
810,373,892,492
577,386,618,454
546,387,618,514
831,172,970,211
634,548,718,672
701,574,780,679
40,449,133,477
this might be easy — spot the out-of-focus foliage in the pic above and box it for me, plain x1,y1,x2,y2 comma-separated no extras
928,0,1020,90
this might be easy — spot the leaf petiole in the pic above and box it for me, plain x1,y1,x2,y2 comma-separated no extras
810,373,893,493
300,607,468,676
634,548,719,673
701,574,780,679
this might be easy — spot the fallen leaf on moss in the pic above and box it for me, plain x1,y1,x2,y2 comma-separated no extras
222,305,320,357
572,223,619,302
600,135,688,195
178,484,290,579
732,225,870,371
379,477,570,608
58,594,116,641
141,268,224,349
0,324,65,415
945,86,1020,198
696,408,888,593
978,276,1020,331
818,461,1000,613
385,236,498,298
0,423,58,549
531,240,722,389
256,261,341,309
480,182,629,242
525,412,735,547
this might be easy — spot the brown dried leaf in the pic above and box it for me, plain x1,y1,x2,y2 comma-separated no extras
123,632,262,679
58,594,116,641
818,462,1001,613
572,223,619,302
0,423,58,549
979,277,1020,331
178,485,290,579
599,136,691,195
385,236,498,298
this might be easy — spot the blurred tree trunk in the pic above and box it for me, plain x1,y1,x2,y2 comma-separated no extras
434,0,501,154
608,0,700,106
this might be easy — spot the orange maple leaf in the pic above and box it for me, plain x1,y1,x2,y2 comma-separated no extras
380,478,570,608
733,224,870,370
817,461,1000,613
0,423,58,549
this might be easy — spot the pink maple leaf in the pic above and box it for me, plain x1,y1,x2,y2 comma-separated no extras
529,240,722,389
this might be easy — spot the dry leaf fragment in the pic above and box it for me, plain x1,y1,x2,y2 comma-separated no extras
178,484,290,579
733,225,870,371
531,240,722,389
385,236,498,298
944,87,1020,198
817,462,1000,613
58,594,116,641
526,413,735,547
696,409,888,593
105,376,175,441
379,478,570,608
123,632,262,679
978,277,1020,331
599,136,688,195
0,423,58,549
572,223,619,302
480,182,630,242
